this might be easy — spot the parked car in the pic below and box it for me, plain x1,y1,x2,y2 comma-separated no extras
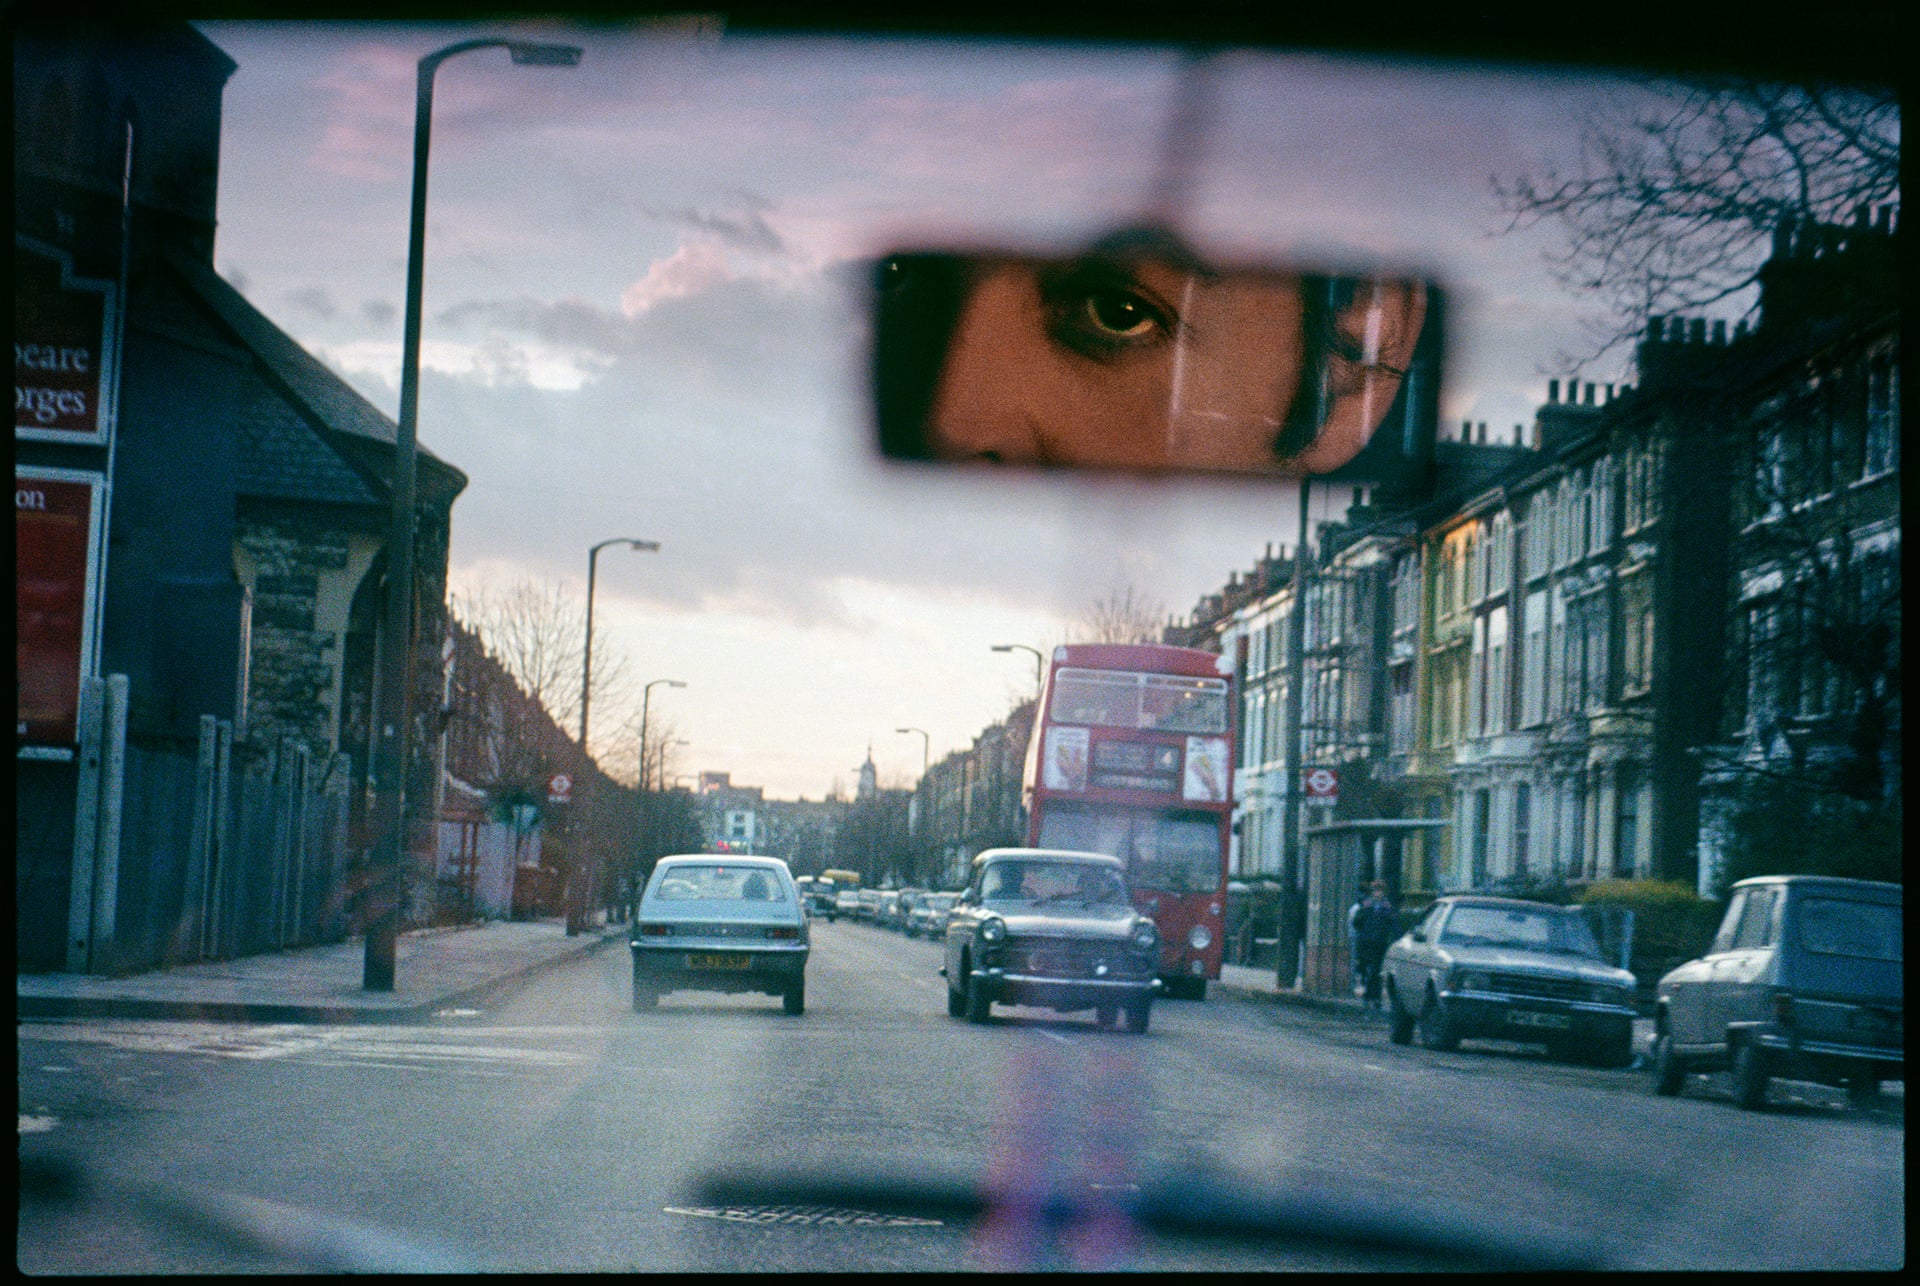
1382,895,1639,1066
799,879,839,922
885,889,923,932
875,889,903,929
630,855,810,1015
906,892,957,939
856,889,883,921
942,848,1160,1032
834,889,861,918
1651,875,1902,1109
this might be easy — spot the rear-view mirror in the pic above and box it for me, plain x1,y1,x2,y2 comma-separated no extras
872,231,1444,484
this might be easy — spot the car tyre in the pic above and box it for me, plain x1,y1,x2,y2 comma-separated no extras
783,979,805,1016
1387,986,1415,1045
631,962,657,1011
965,972,993,1024
1588,1028,1635,1069
1651,1030,1686,1095
1417,990,1459,1051
946,976,967,1017
1730,1039,1771,1110
1124,998,1152,1034
1094,1004,1118,1028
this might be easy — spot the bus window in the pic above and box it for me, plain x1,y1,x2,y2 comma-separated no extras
1050,670,1140,727
1035,802,1223,894
1140,676,1229,733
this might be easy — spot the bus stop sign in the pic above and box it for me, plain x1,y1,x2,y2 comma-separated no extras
547,772,572,804
1304,767,1339,804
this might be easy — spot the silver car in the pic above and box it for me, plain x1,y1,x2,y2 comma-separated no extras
630,855,810,1014
1382,895,1639,1066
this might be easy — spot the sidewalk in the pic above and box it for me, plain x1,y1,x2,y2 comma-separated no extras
16,919,626,1025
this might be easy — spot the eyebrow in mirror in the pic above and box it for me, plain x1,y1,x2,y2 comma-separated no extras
871,243,1444,484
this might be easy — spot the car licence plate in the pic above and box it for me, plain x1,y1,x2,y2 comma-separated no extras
687,953,752,970
1507,1011,1571,1030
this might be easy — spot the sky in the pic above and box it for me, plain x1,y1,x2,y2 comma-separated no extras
196,19,1664,799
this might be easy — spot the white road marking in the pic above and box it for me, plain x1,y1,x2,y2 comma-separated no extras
19,1115,59,1134
1036,1029,1074,1046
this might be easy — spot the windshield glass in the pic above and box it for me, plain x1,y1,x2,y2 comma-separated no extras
646,865,789,903
1051,670,1230,732
1440,905,1601,958
1798,897,1902,961
980,860,1126,905
14,14,1900,1278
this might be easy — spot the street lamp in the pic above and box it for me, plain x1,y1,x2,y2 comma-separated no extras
366,35,581,992
573,537,657,934
638,679,687,789
991,643,1046,698
659,738,691,791
581,538,659,752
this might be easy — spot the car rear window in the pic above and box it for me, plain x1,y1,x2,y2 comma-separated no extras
1797,897,1901,962
649,865,789,903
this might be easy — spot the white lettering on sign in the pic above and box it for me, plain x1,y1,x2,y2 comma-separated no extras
16,386,91,425
16,488,48,511
14,344,93,375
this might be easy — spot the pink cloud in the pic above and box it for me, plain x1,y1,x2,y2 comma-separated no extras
619,243,735,316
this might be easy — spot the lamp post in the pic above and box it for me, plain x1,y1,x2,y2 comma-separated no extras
366,35,581,992
581,538,659,751
991,643,1046,699
572,537,657,934
631,679,685,917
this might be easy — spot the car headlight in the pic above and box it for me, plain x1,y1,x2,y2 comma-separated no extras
979,917,1006,944
1188,925,1212,951
1131,922,1159,953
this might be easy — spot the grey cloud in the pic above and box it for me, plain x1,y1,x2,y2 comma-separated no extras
361,299,396,328
285,285,338,319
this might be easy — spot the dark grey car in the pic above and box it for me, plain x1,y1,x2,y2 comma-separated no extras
1382,895,1639,1066
1651,875,1902,1109
942,848,1160,1032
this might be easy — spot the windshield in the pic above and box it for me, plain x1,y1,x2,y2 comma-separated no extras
980,860,1127,906
14,13,1900,1278
1439,905,1602,959
1051,670,1230,733
646,865,790,903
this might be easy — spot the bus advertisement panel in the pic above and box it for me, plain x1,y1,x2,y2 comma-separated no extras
1023,643,1235,996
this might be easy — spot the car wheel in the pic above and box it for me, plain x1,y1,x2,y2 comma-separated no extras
1730,1039,1771,1110
965,972,993,1024
631,962,657,1011
1094,1004,1118,1028
946,975,967,1017
783,979,805,1016
1417,990,1459,1051
1387,986,1415,1045
1123,998,1151,1033
1589,1028,1635,1069
1651,1030,1686,1095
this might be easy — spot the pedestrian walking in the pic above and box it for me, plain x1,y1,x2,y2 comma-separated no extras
1351,880,1398,1009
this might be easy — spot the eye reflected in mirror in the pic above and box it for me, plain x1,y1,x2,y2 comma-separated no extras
873,235,1441,482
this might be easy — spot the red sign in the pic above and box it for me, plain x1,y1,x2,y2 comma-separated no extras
15,243,116,445
17,469,103,746
547,772,573,804
1304,766,1339,803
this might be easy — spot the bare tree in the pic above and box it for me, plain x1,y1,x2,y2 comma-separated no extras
1066,583,1170,645
1493,79,1898,367
452,576,641,774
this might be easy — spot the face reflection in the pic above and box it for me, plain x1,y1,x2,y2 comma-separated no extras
926,257,1310,473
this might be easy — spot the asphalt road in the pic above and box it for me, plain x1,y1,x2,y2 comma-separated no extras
18,918,1905,1271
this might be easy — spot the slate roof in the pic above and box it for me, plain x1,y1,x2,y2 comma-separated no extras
168,249,467,508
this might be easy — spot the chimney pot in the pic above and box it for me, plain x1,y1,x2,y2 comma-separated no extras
1548,378,1560,404
1689,318,1707,344
1646,316,1664,343
1712,319,1727,345
1582,383,1594,405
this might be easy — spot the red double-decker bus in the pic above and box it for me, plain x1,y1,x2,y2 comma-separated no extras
1023,642,1235,998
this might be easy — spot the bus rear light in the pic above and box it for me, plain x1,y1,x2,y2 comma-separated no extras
1772,991,1795,1027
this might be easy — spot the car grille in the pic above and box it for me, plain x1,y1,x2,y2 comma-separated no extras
1003,936,1137,979
1488,972,1585,1002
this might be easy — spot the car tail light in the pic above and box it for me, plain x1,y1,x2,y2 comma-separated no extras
638,923,673,937
1772,990,1795,1027
764,926,800,940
